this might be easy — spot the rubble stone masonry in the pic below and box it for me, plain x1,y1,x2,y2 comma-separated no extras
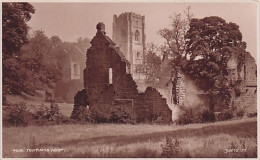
73,22,172,123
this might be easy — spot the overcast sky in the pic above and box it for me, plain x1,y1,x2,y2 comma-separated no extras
28,2,258,59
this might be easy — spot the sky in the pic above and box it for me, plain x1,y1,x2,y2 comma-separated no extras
27,1,258,59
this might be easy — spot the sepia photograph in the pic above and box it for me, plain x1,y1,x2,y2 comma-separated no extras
1,0,258,158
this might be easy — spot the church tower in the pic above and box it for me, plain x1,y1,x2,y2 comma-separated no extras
112,12,146,80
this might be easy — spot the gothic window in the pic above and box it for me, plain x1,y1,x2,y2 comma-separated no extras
74,64,78,75
136,52,140,58
71,62,80,79
109,68,113,84
135,30,140,41
126,64,130,74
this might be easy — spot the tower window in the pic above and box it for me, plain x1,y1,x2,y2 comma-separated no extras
135,30,140,41
137,52,140,58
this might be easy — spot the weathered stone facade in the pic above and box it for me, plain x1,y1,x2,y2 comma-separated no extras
233,52,257,113
172,68,186,105
54,45,87,103
113,12,146,80
174,51,257,113
73,22,172,123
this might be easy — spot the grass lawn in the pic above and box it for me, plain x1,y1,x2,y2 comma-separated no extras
2,117,257,158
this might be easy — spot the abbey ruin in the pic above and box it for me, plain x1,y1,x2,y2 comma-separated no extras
72,12,257,123
72,22,172,123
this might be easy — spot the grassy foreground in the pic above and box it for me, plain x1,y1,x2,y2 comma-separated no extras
2,118,257,158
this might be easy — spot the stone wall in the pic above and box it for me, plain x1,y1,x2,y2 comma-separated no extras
172,69,186,105
244,52,257,86
233,52,257,113
74,22,172,123
54,45,86,103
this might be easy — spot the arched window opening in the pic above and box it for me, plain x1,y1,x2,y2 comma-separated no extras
137,52,140,58
135,30,140,41
74,64,78,75
109,68,113,84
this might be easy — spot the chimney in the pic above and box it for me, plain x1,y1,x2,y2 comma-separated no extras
96,22,106,35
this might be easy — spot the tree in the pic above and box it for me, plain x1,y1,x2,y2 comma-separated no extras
184,16,246,91
3,30,63,95
20,30,62,90
2,2,35,97
158,7,247,110
158,6,193,64
143,43,162,81
183,16,247,109
2,2,35,57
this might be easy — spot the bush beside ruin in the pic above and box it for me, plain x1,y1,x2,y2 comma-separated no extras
3,102,74,127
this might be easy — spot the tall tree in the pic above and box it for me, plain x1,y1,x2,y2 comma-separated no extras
2,2,35,97
183,16,247,109
143,43,162,81
184,16,246,91
2,2,35,57
158,6,193,64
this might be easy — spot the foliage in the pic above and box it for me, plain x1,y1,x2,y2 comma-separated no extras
177,105,215,125
3,102,74,127
33,102,73,126
183,16,247,94
161,137,181,158
158,6,193,60
109,104,134,123
3,4,89,97
3,30,64,95
3,102,32,127
20,30,62,89
159,8,247,110
71,89,89,120
152,116,168,124
2,2,35,57
215,109,234,121
2,2,35,95
142,43,162,81
71,104,134,124
234,107,245,118
201,108,216,123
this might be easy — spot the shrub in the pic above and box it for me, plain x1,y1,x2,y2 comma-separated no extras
3,102,33,127
247,112,257,118
3,102,74,127
234,108,245,118
215,109,234,121
201,108,215,123
33,102,73,126
152,116,164,124
177,107,194,125
71,102,135,124
109,104,134,124
177,106,215,125
161,137,181,158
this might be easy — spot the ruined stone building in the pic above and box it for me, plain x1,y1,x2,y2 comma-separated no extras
233,52,257,114
113,12,146,80
54,46,87,103
157,49,257,114
73,22,172,123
